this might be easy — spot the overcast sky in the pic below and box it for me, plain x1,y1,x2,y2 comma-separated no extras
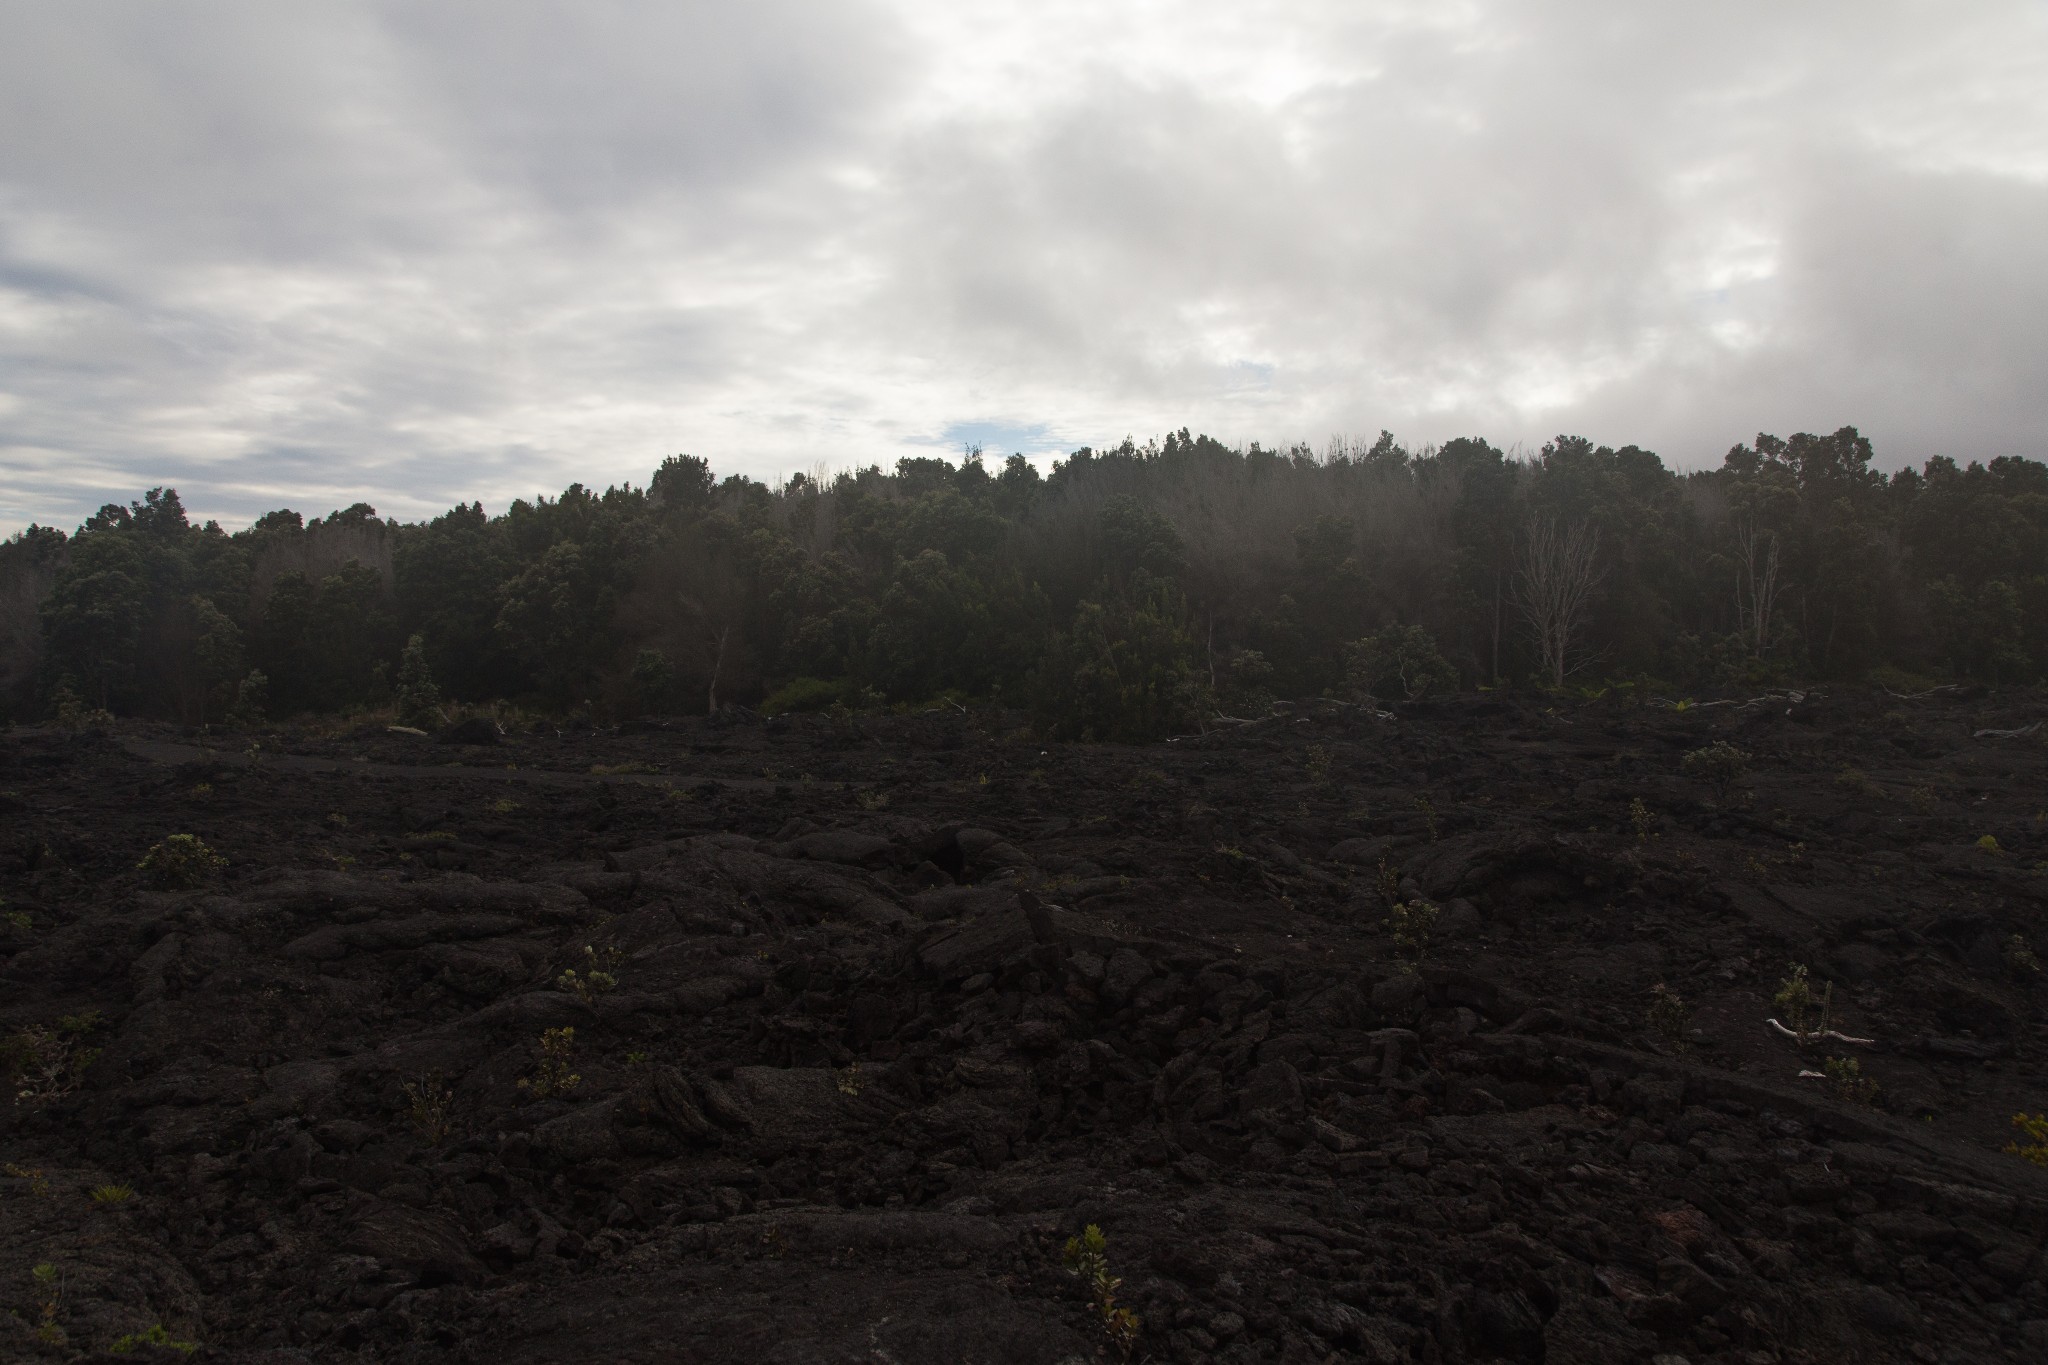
4,2,2046,532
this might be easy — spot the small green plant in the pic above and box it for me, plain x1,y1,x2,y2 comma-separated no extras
2007,1113,2048,1166
1824,1056,1880,1107
1304,744,1333,784
1629,797,1656,845
109,1324,198,1355
3,908,29,932
90,1183,136,1205
1645,983,1690,1048
1904,784,1938,814
5,1012,104,1103
401,1074,455,1146
2006,934,2042,979
1977,834,2004,856
4,1162,51,1197
30,1262,63,1345
187,782,212,798
1062,1224,1140,1360
517,1027,581,1100
857,789,890,811
1386,898,1439,972
556,944,624,1004
1373,856,1402,909
835,1062,864,1097
1414,794,1439,841
136,834,227,889
1773,964,1830,1041
489,797,520,815
1682,741,1750,801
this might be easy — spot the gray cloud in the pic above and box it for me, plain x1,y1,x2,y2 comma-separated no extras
2,1,2044,531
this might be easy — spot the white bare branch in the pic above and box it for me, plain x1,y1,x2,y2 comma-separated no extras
1511,515,1603,688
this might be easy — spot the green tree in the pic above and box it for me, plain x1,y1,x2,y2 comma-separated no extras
1345,625,1458,700
394,633,441,725
1035,571,1203,741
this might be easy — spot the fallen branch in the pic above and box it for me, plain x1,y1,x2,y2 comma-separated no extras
1973,721,2041,740
1767,1018,1874,1045
1884,684,1961,700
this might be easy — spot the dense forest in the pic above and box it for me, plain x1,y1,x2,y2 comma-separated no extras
2,427,2044,740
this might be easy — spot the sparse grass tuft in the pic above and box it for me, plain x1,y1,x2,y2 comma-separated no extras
89,1183,136,1205
4,1162,51,1196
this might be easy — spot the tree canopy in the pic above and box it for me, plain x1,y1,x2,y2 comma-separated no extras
4,427,2044,734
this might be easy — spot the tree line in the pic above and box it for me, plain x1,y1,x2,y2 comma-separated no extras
1,426,2043,740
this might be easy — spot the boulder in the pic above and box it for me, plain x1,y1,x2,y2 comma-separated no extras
774,831,898,867
1240,1060,1306,1118
344,1201,488,1285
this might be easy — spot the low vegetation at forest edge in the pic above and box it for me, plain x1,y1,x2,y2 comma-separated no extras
2,425,2044,741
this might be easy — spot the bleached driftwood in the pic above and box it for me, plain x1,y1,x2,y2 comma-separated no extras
1973,721,2042,740
1767,1018,1874,1045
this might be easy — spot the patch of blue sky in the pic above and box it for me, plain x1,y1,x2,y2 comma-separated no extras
921,420,1073,461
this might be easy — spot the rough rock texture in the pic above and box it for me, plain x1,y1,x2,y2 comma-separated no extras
3,688,2047,1362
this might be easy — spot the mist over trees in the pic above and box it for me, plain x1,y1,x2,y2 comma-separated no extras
3,427,2044,739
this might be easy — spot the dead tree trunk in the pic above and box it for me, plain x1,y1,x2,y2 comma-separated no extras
1512,516,1603,688
1733,520,1782,658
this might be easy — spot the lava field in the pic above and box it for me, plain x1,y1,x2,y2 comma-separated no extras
2,687,2047,1363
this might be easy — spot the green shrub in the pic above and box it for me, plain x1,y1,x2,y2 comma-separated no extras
394,634,441,727
137,834,227,889
1063,1224,1140,1359
226,669,268,727
1343,625,1457,701
110,1324,197,1355
2009,1113,2048,1166
516,1027,580,1100
1646,984,1690,1048
760,676,849,716
1031,571,1205,743
1681,740,1750,800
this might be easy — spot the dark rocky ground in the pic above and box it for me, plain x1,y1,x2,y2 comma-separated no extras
2,688,2046,1364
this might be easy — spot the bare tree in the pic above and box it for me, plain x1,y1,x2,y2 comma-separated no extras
1512,515,1603,687
1733,519,1783,658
